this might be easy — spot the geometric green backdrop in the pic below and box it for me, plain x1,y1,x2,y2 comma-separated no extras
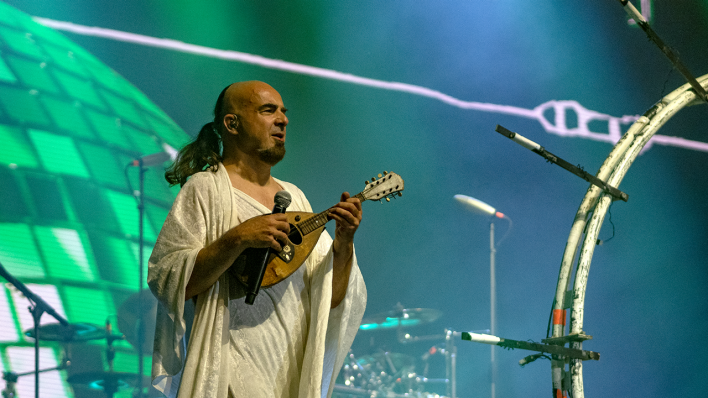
0,3,188,396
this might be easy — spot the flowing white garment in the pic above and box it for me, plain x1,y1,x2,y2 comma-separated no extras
148,164,366,398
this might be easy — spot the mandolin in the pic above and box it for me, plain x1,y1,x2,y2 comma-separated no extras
232,171,404,288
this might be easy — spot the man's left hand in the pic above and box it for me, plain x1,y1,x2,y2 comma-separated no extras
328,192,362,244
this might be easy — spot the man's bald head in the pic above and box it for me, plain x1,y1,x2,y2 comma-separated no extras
219,81,281,120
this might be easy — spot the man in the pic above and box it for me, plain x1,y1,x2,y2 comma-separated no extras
148,81,367,398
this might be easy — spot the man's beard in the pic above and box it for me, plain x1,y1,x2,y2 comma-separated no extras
257,141,286,165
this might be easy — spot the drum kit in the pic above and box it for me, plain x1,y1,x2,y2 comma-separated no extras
1,291,156,398
334,304,465,398
2,293,460,398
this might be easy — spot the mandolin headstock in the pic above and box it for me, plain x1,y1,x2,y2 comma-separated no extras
360,171,404,202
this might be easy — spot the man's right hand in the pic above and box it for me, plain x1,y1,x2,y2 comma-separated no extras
186,214,290,300
228,214,290,252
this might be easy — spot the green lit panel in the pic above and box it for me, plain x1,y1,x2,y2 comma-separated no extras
0,223,45,278
101,89,148,129
39,97,95,140
84,109,133,150
123,125,162,155
42,44,89,78
25,174,69,221
5,54,61,94
146,114,191,148
33,226,97,282
104,189,157,241
77,142,129,190
63,178,121,233
28,129,90,178
0,124,39,168
0,2,22,28
0,169,30,220
144,167,177,203
20,19,77,57
62,285,115,326
113,351,152,376
0,286,19,342
0,51,17,83
6,347,69,398
0,26,46,61
146,204,169,236
10,284,66,331
0,86,51,126
51,68,107,111
89,232,144,290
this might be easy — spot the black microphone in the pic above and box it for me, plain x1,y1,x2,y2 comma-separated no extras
245,190,292,305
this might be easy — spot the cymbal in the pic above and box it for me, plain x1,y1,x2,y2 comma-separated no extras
359,308,442,330
117,290,157,352
24,322,114,342
67,371,149,391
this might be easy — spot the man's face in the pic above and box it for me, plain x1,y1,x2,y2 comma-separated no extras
230,83,288,165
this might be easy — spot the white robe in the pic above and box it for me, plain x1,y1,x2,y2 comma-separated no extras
148,164,366,398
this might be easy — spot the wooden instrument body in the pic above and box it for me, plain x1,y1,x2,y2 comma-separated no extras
231,171,404,288
232,212,326,287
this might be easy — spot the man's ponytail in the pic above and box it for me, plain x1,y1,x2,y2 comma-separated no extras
164,84,231,187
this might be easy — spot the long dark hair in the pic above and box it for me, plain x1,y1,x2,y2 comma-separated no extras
165,84,231,187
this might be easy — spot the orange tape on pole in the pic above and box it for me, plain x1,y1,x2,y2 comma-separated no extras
552,309,567,326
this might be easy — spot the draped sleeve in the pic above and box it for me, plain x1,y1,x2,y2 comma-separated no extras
148,166,234,397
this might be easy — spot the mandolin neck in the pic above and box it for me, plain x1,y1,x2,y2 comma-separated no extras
296,192,366,236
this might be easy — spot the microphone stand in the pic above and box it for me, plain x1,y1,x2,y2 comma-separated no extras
488,216,511,398
135,159,146,397
0,262,69,398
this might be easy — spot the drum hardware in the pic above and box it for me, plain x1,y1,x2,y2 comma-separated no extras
1,356,70,398
1,262,70,398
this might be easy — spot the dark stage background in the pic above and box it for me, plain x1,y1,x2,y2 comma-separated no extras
0,1,706,397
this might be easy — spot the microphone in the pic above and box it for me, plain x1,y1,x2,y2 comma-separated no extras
454,194,505,219
245,190,292,305
129,143,178,168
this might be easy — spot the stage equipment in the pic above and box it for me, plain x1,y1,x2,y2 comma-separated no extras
453,195,511,398
359,307,442,331
125,145,176,396
494,125,628,202
472,47,708,398
0,261,69,398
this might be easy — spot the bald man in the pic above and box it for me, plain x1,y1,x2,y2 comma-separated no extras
149,81,367,398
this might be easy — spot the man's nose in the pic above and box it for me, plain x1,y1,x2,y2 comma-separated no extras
276,112,288,128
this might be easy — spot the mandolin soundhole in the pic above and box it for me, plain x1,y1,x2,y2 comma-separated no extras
288,224,302,245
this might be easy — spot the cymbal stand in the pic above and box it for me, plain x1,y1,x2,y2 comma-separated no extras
396,326,459,398
104,320,124,398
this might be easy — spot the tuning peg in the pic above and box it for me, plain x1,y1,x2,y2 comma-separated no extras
371,177,376,181
386,197,390,202
383,171,388,175
365,180,369,185
377,173,382,178
398,192,402,197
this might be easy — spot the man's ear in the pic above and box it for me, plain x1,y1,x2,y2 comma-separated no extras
224,114,239,133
